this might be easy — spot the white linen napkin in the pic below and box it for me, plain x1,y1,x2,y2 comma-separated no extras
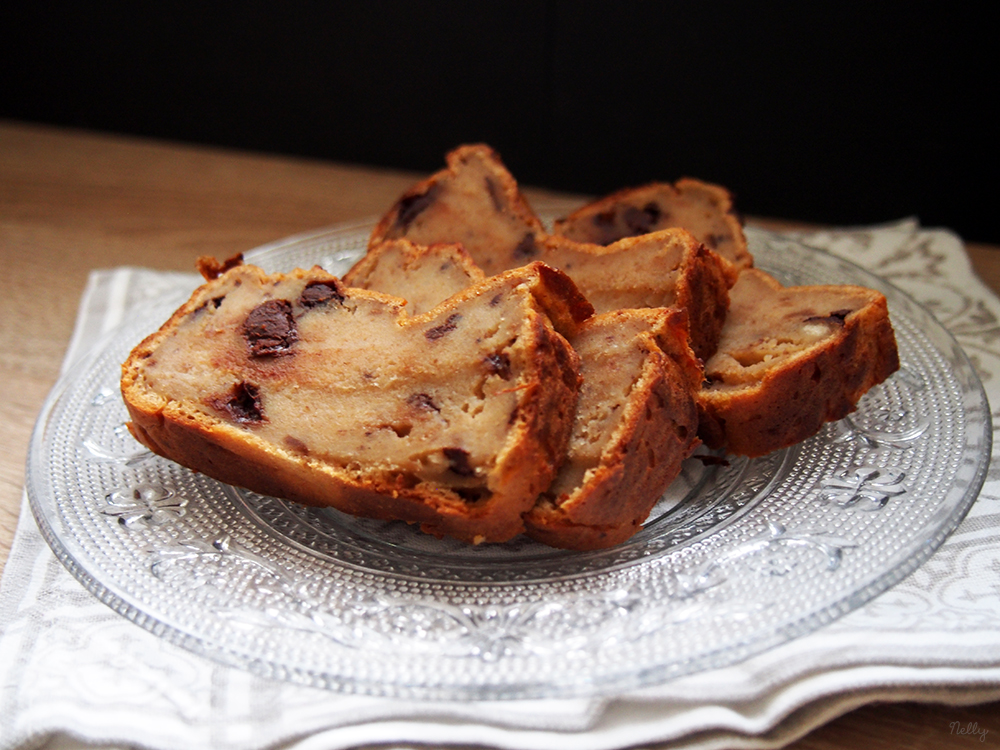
1,219,998,750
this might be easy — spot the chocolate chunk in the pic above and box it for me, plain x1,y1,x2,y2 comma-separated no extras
588,210,622,244
395,184,441,230
805,309,852,326
484,176,504,212
407,392,440,412
193,295,226,316
210,381,265,425
283,435,309,454
592,210,616,227
425,313,461,341
622,203,661,235
512,233,538,259
244,299,297,357
299,280,344,309
704,232,730,249
443,447,476,476
484,352,511,380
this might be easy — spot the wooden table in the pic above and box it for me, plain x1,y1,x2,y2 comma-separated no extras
2,120,998,749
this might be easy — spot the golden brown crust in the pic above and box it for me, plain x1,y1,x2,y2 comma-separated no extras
121,262,587,544
524,308,702,550
697,269,900,457
552,178,752,272
673,241,735,363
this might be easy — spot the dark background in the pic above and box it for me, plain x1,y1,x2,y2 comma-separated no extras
2,3,994,242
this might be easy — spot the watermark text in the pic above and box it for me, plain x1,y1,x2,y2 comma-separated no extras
950,721,989,742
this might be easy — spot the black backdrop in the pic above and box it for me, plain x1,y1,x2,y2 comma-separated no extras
2,3,994,242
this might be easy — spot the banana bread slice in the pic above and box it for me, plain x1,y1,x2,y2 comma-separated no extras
343,239,485,316
552,179,753,272
525,308,702,550
698,269,899,457
121,261,591,544
368,143,545,276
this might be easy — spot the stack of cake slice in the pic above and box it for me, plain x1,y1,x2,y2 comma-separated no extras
122,143,899,549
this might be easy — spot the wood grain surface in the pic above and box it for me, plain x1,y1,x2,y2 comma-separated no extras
2,119,999,748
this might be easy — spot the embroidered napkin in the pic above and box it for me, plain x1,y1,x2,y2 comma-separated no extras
1,220,998,750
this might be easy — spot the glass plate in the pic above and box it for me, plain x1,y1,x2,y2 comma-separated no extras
28,221,991,700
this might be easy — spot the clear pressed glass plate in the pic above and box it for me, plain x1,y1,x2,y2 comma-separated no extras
28,221,991,700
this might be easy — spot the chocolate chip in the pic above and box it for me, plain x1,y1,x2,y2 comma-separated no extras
395,184,441,230
704,232,730,249
805,309,851,326
284,435,309,454
443,447,475,476
299,280,344,309
484,352,511,380
210,381,265,425
425,313,461,341
193,295,226,316
512,233,538,259
484,176,504,212
622,203,660,235
244,299,297,357
407,392,440,412
593,210,616,227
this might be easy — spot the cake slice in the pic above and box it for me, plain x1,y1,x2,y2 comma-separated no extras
121,260,591,544
343,239,485,316
552,179,753,272
368,143,545,275
698,269,899,457
525,308,702,550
